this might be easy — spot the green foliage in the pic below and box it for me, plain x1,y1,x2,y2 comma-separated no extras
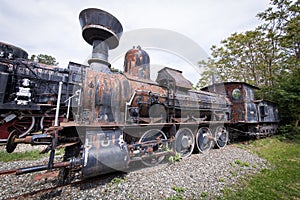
229,170,238,177
171,185,186,194
110,67,123,73
0,150,45,162
234,159,250,167
197,0,299,128
168,152,182,163
223,136,300,199
219,177,225,182
258,68,300,126
30,54,59,66
164,186,186,200
201,191,207,198
197,29,280,88
109,177,125,186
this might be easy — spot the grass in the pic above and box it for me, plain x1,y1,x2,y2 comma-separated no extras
0,147,65,162
0,150,45,162
234,159,250,167
109,177,125,186
164,186,186,200
222,134,300,200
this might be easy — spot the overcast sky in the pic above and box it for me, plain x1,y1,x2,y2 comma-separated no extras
0,0,270,84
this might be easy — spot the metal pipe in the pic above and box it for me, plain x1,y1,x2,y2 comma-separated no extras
67,97,71,119
125,91,136,124
54,82,63,126
64,89,80,119
10,157,82,175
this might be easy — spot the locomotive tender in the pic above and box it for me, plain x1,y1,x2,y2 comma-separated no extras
1,8,279,180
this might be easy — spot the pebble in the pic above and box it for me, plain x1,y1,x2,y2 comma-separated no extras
0,145,268,199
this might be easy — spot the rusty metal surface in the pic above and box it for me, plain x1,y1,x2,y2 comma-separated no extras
33,171,60,181
202,82,279,128
156,67,193,90
124,46,150,80
82,129,129,178
78,64,231,126
78,68,169,125
255,100,279,123
79,8,123,48
202,82,256,123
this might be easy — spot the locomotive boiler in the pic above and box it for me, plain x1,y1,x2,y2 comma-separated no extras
1,8,278,181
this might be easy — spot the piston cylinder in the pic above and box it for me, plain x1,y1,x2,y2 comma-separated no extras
82,129,129,178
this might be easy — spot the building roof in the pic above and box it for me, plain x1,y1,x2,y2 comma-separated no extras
201,82,260,91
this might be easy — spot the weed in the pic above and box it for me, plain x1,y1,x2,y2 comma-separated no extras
109,177,125,186
168,153,182,163
164,186,186,200
201,191,207,197
171,185,186,194
229,170,238,176
234,159,250,167
164,194,184,200
219,177,225,182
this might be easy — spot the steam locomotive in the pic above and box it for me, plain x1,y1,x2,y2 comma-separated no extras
1,8,279,180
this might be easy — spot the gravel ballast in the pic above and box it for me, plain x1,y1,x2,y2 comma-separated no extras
0,145,268,199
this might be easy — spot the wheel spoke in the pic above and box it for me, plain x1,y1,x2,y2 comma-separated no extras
139,129,167,166
196,127,213,153
214,126,228,148
0,112,34,140
174,128,194,158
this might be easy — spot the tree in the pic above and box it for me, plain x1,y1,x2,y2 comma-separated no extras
196,29,280,88
196,0,299,89
196,0,299,129
257,0,300,68
110,67,123,73
259,68,300,128
30,54,59,66
257,0,300,129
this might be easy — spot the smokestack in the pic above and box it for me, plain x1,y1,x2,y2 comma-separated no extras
79,8,123,73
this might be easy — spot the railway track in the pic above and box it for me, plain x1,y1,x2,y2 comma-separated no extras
2,170,125,200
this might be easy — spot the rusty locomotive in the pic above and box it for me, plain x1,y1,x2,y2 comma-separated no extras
1,8,279,180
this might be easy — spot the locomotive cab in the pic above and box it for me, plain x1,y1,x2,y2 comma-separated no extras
202,82,279,137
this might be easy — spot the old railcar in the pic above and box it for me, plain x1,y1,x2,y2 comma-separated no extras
202,82,279,139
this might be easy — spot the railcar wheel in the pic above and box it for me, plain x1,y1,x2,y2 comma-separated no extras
174,128,195,158
213,126,228,148
0,112,35,141
139,129,167,166
6,130,19,153
195,127,213,153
